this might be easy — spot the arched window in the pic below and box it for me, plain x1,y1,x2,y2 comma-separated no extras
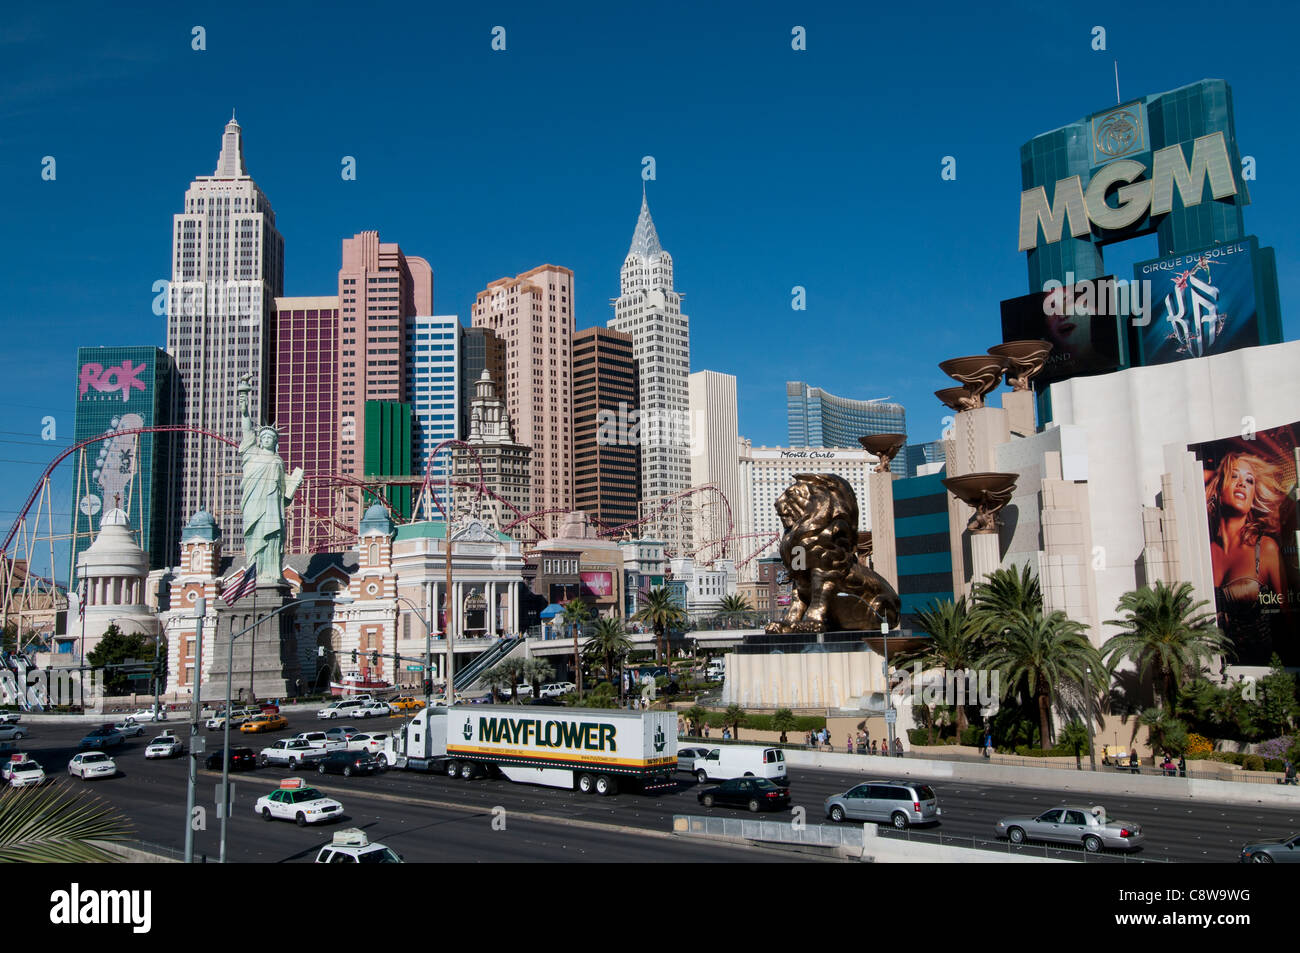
368,542,378,566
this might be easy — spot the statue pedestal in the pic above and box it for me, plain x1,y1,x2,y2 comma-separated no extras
1002,389,1036,438
969,533,1001,591
201,583,299,704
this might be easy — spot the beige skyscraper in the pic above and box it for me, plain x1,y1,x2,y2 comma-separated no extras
166,115,284,548
609,191,692,553
688,370,745,565
471,265,575,537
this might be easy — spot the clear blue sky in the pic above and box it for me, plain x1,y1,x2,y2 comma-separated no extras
2,0,1298,560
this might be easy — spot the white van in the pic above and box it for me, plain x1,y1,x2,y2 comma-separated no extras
691,745,788,785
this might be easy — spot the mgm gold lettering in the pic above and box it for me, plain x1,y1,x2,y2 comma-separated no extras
1018,132,1238,252
478,717,617,751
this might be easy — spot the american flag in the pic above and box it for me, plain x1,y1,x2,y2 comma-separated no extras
220,565,257,607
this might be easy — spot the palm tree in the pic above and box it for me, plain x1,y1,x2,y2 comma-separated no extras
634,586,687,661
560,599,592,693
586,618,632,702
971,564,1043,631
522,657,554,701
683,705,709,737
1059,720,1091,770
723,704,747,741
482,663,512,704
1138,707,1190,760
980,610,1105,750
718,594,752,629
492,657,527,704
771,708,798,744
0,783,132,862
893,597,982,741
1103,581,1228,711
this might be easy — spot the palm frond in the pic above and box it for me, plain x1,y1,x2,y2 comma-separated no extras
0,782,132,864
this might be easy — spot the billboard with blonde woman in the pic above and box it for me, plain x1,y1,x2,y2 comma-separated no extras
1192,422,1300,666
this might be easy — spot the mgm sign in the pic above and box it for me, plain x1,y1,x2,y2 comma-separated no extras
1016,81,1252,291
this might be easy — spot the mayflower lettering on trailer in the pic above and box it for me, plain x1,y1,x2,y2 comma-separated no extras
473,716,618,751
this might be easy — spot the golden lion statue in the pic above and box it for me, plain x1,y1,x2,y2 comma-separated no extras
766,473,901,633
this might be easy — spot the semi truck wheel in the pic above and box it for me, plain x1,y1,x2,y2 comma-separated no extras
460,761,475,780
577,773,594,793
446,760,460,777
595,775,616,796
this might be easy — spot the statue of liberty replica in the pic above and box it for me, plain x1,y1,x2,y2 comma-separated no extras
237,374,303,585
206,376,305,703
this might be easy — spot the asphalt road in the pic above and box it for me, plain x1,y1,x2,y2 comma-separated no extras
15,709,1300,863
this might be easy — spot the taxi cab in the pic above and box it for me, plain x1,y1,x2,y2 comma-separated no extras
389,697,425,713
314,828,403,863
4,753,46,789
240,713,289,734
254,777,344,826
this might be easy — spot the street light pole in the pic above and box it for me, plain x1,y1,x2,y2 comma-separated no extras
219,593,347,863
183,596,206,864
395,595,435,710
1085,666,1097,772
881,620,895,756
444,463,456,707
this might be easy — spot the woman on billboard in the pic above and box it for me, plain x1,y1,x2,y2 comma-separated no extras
1205,451,1287,663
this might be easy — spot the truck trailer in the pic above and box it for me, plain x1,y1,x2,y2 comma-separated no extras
389,704,677,796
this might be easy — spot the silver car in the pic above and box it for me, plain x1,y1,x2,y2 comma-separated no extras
995,805,1144,853
676,746,713,773
824,780,941,829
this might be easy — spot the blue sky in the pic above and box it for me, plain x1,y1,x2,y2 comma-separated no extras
2,0,1298,568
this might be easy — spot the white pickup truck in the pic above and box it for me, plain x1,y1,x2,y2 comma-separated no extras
294,731,347,752
258,738,328,769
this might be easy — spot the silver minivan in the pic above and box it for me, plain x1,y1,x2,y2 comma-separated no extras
824,779,941,829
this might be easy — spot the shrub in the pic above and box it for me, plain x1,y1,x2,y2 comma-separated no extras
1258,735,1295,761
1265,758,1285,773
1185,733,1213,756
960,725,984,747
907,728,928,747
1014,744,1074,758
1241,754,1266,772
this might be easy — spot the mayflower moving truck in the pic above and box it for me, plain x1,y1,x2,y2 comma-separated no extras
389,705,677,796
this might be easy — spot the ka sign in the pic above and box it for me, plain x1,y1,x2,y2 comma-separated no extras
1019,132,1239,252
79,361,147,402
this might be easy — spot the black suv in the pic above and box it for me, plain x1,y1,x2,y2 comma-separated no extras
205,747,258,771
317,750,381,777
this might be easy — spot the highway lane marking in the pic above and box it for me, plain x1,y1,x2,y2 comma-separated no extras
196,769,837,860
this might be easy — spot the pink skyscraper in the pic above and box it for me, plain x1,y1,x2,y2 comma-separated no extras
336,232,433,528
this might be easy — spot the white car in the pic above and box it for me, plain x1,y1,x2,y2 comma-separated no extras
501,684,534,698
4,755,45,788
254,778,344,826
132,708,169,722
259,738,327,769
0,711,21,725
206,708,256,730
354,702,391,718
345,732,390,755
68,751,118,779
314,828,403,864
295,731,346,751
144,735,184,759
113,719,146,738
317,701,365,720
539,682,576,699
0,724,29,742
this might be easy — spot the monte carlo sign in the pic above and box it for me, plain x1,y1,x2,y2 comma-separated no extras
1018,130,1239,253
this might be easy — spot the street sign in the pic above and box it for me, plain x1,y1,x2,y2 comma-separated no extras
884,709,897,724
125,674,152,681
405,665,424,672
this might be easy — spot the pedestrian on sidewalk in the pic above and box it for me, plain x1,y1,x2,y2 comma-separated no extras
871,739,878,756
893,737,904,757
983,731,993,759
846,735,854,754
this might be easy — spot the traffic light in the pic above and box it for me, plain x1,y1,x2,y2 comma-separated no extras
423,679,433,695
370,651,379,666
351,649,358,663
